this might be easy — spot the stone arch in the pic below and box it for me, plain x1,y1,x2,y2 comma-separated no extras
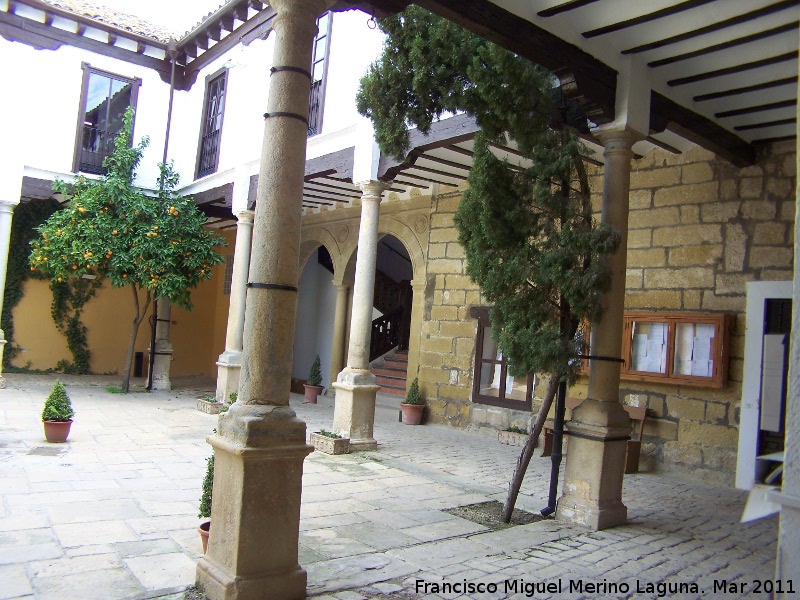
298,226,341,277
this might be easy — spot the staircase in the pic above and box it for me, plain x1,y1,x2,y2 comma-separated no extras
372,351,409,396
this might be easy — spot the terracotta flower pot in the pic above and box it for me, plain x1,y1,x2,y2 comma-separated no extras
303,384,324,403
198,520,210,554
43,420,73,443
400,403,424,425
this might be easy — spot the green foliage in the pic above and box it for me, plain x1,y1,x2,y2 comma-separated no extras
506,425,528,435
29,107,225,309
41,379,74,422
50,276,99,374
3,198,61,367
357,7,619,384
317,429,343,439
404,377,423,405
198,454,214,519
29,107,225,389
307,354,322,386
228,391,238,403
105,386,125,394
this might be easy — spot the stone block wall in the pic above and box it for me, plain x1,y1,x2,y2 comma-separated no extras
417,141,796,485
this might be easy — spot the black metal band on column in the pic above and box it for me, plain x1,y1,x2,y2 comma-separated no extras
270,65,312,79
564,431,631,443
579,354,626,364
247,282,298,293
263,112,309,125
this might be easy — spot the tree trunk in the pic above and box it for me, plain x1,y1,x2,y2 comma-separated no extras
121,284,151,392
501,374,560,523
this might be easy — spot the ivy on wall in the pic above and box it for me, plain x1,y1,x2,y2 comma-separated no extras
3,198,61,367
50,276,101,374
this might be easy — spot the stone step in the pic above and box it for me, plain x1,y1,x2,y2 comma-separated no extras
372,366,406,378
383,357,409,370
375,374,405,387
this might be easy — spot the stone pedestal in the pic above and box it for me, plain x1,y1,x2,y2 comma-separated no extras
556,126,641,530
216,350,242,404
196,404,313,600
150,301,173,390
332,368,379,450
332,181,386,447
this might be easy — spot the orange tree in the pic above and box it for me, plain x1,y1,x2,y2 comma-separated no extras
30,108,225,391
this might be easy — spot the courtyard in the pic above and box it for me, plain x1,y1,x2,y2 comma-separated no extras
0,374,777,599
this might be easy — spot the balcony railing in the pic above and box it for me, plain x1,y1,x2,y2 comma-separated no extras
197,129,221,178
307,79,323,137
78,125,114,174
370,307,404,362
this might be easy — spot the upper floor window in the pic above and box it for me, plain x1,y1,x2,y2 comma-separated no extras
308,12,332,137
196,69,228,179
74,64,140,174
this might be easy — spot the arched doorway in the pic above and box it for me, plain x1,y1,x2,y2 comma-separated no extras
292,244,337,390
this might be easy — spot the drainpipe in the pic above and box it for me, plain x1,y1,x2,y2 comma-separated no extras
541,378,567,516
147,39,178,392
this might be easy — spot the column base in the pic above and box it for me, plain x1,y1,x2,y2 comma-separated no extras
197,557,308,600
149,341,173,391
556,398,630,530
332,368,379,449
196,402,313,600
216,351,242,402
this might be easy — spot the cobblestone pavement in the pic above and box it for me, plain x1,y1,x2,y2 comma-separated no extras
0,374,777,600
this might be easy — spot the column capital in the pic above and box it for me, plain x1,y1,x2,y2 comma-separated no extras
593,125,644,155
0,201,16,215
235,209,255,224
355,180,389,198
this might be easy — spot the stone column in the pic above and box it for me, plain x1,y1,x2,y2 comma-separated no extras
195,0,331,598
328,281,350,389
556,126,641,530
331,181,386,449
216,210,255,402
0,201,15,389
150,300,173,390
404,279,426,386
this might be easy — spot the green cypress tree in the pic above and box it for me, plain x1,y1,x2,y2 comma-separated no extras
357,7,620,519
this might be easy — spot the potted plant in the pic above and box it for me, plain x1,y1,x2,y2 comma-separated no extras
400,377,425,425
42,379,75,443
498,425,528,447
303,354,324,403
198,454,214,553
309,429,350,455
196,395,224,414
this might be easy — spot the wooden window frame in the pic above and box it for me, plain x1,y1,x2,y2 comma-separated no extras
72,62,140,174
469,307,533,410
195,67,229,180
307,12,332,138
620,311,731,389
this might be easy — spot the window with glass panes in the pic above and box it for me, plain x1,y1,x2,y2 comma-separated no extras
196,70,228,179
307,12,332,137
73,63,139,174
470,308,534,409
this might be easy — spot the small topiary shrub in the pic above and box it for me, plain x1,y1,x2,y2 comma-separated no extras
42,380,74,422
198,454,214,519
307,354,322,387
404,377,424,405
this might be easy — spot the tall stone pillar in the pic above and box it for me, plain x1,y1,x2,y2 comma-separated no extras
195,0,331,598
216,210,255,402
0,201,15,389
150,300,173,390
328,281,350,389
404,279,426,386
556,126,641,530
332,181,386,449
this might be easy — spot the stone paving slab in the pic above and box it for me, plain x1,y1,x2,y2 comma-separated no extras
0,374,780,600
